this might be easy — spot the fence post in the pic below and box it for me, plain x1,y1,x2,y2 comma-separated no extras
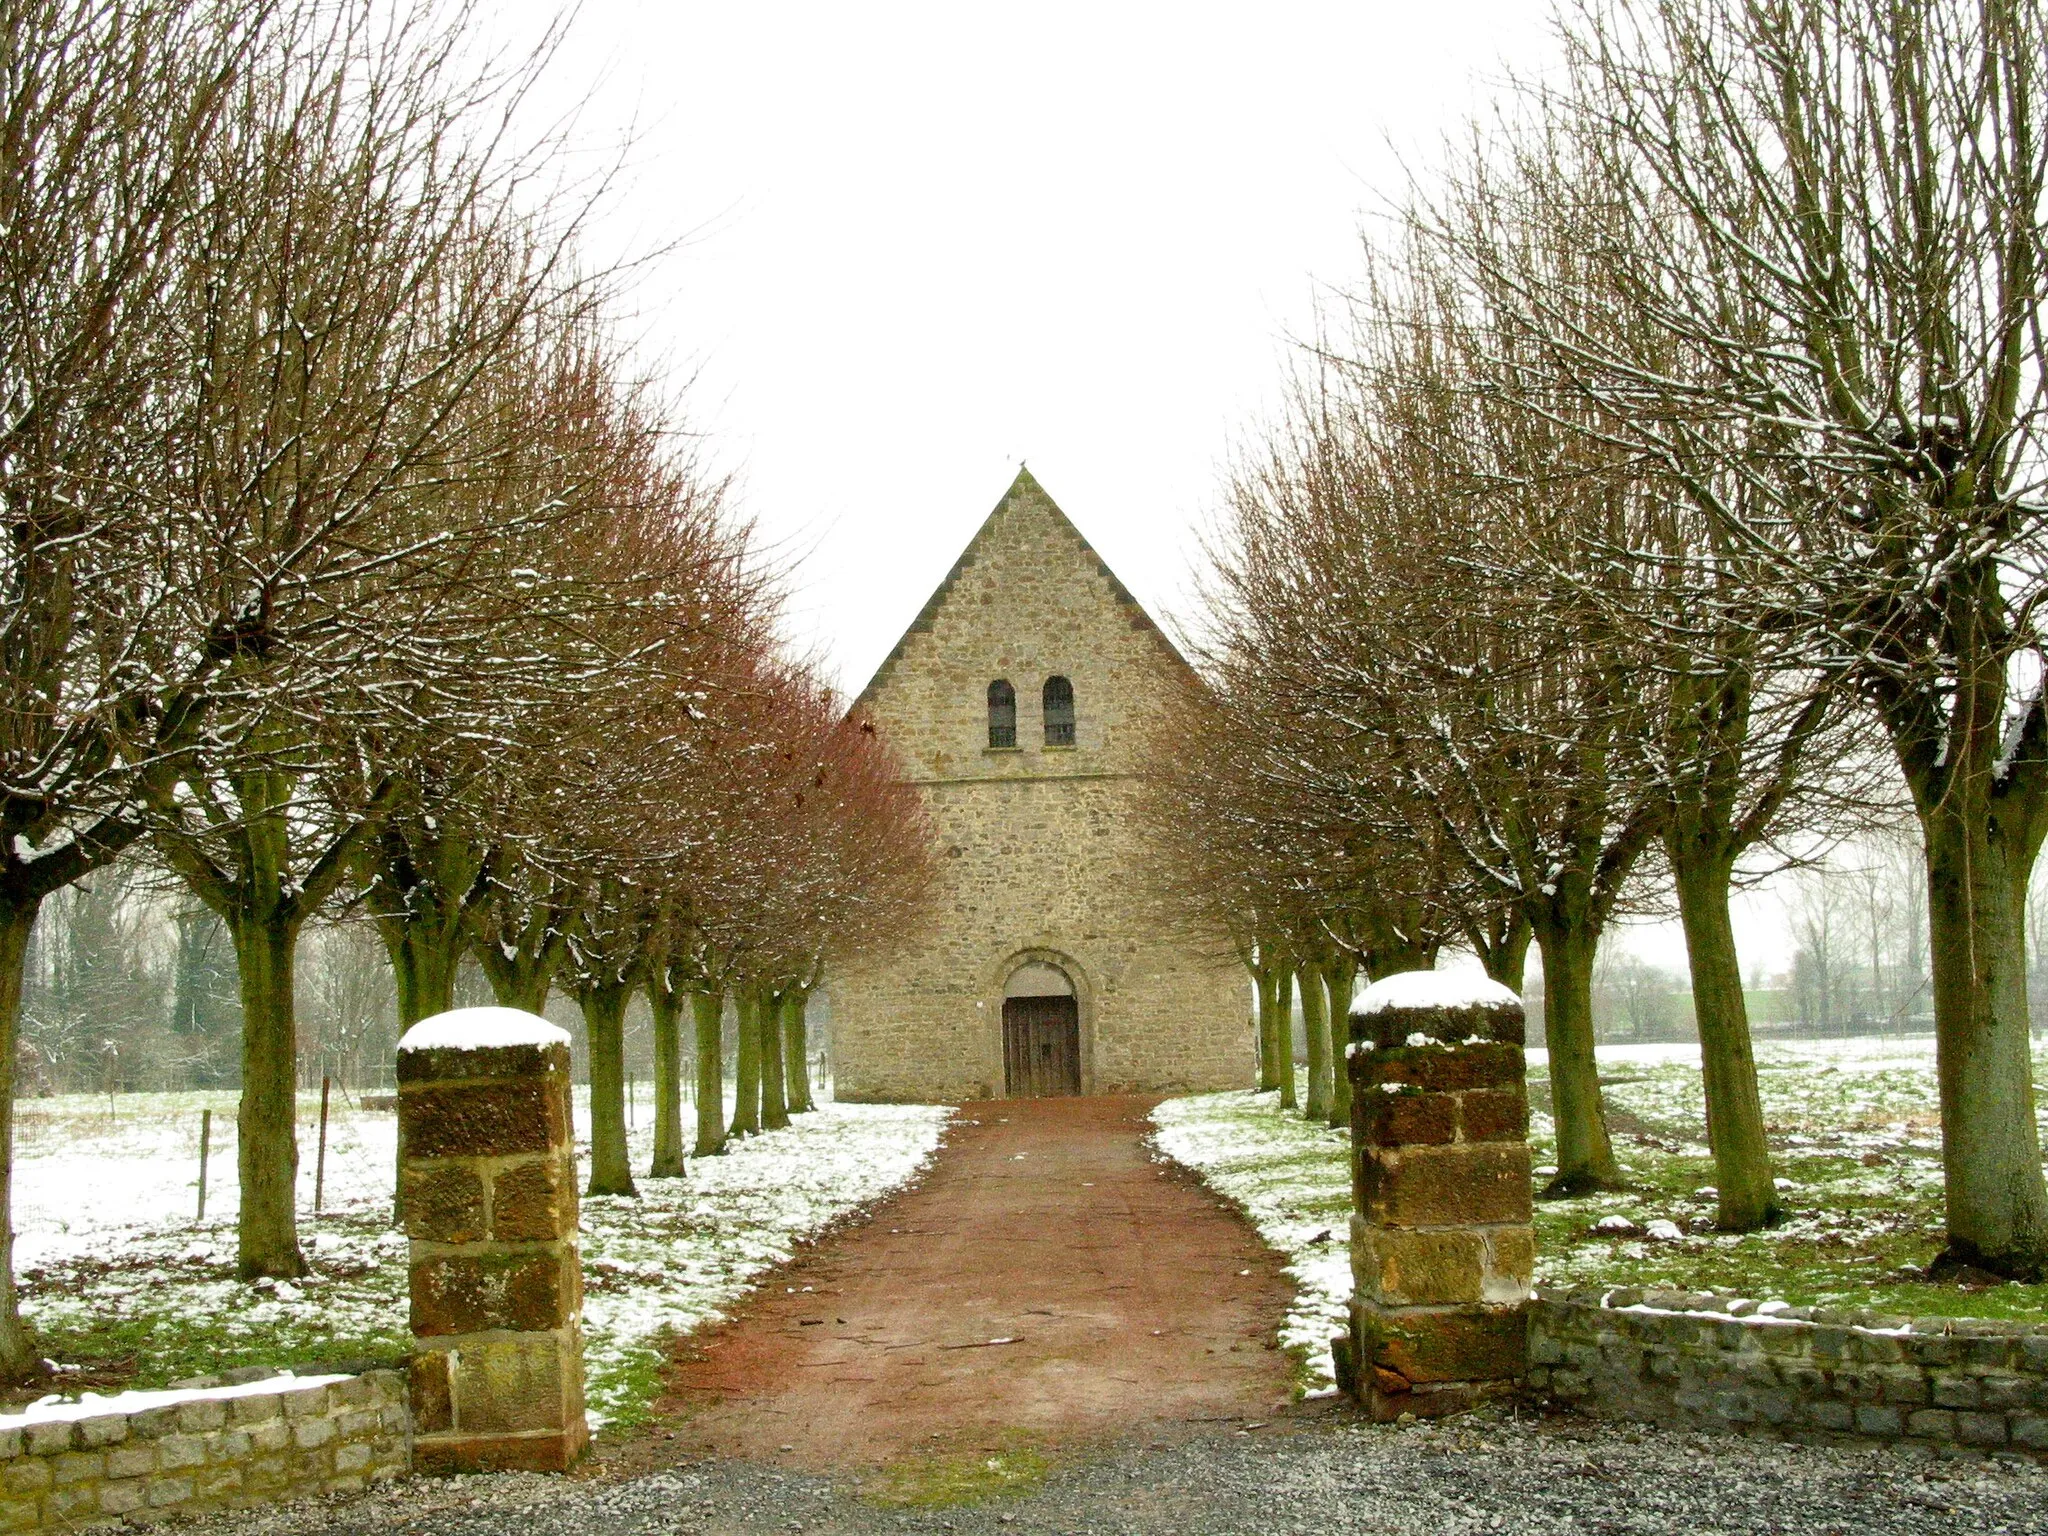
196,1108,211,1223
1337,972,1532,1420
314,1075,332,1215
398,1007,587,1472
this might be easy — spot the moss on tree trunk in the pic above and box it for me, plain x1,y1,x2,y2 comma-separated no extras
692,989,727,1156
648,982,686,1177
580,981,636,1197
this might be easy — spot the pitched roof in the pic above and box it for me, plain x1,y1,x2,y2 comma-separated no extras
853,466,1199,708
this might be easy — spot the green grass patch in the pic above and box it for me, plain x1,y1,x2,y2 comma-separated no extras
1524,1042,2048,1320
861,1445,1050,1509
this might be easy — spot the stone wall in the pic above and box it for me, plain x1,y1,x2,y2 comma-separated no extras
1531,1287,2048,1457
829,469,1250,1102
1339,978,1533,1420
399,1014,587,1473
0,1369,406,1530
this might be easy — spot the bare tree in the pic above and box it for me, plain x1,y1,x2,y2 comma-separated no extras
1524,0,2048,1274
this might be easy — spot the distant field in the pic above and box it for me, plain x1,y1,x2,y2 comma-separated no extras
13,1087,947,1428
1155,1035,2048,1396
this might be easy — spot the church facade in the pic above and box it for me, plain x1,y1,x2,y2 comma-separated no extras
826,468,1252,1102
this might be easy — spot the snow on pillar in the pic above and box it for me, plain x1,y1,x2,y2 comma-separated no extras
397,1007,587,1472
1336,971,1533,1421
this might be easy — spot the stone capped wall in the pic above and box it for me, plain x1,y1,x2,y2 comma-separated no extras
1339,978,1533,1420
829,470,1250,1102
0,1369,405,1530
1531,1288,2048,1457
399,1018,587,1473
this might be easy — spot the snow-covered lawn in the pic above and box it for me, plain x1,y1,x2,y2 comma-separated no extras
13,1088,949,1427
1149,1091,1350,1396
1156,1035,2048,1398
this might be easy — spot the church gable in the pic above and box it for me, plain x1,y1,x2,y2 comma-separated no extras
857,468,1193,781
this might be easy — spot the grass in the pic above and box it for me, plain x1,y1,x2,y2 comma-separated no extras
861,1445,1050,1509
1525,1041,2048,1320
1157,1038,2048,1372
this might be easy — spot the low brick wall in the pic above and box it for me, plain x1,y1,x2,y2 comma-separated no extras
0,1368,407,1530
1531,1287,2048,1457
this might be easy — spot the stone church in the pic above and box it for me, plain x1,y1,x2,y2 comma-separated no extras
826,468,1253,1102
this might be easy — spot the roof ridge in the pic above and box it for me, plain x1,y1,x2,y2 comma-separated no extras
852,468,1198,707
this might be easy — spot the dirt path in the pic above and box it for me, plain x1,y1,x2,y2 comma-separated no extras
652,1095,1297,1470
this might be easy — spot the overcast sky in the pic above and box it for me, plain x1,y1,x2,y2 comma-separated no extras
482,2,1818,976
493,2,1553,679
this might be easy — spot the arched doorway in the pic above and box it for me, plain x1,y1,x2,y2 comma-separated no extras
1002,961,1080,1097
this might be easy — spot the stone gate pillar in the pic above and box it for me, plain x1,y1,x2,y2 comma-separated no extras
397,1008,588,1472
1337,972,1533,1420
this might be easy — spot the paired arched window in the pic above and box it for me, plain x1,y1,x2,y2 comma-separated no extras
987,679,1017,748
1042,675,1075,746
985,675,1077,748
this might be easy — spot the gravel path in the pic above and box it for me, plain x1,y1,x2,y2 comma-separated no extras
193,1408,2047,1535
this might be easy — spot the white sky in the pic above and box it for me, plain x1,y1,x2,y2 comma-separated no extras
484,2,1808,974
492,1,1557,684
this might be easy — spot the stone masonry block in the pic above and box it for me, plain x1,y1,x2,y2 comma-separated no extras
230,1394,281,1426
75,1414,126,1448
0,1499,34,1534
155,1434,205,1470
1357,1089,1455,1148
1483,1227,1536,1302
41,1484,95,1522
1350,998,1526,1050
1353,1222,1485,1306
402,1163,487,1243
410,1351,454,1435
400,1078,565,1161
281,1386,330,1419
0,1463,47,1498
22,1423,69,1457
50,1451,100,1485
491,1155,578,1242
293,1418,336,1450
1358,1142,1533,1228
397,1037,569,1087
1353,1042,1525,1096
1359,1301,1528,1386
411,1248,576,1336
449,1332,576,1435
1459,1090,1528,1144
177,1398,227,1433
99,1479,148,1516
106,1443,156,1479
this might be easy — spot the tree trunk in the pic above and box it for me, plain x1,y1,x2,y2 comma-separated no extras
378,920,460,1030
692,989,727,1156
1273,968,1297,1111
475,953,551,1015
232,915,309,1278
1299,963,1332,1121
760,987,790,1131
782,989,813,1112
1922,807,2048,1276
0,897,42,1375
1530,916,1622,1196
731,986,762,1137
1324,956,1358,1130
1255,963,1281,1091
580,982,637,1197
1671,845,1781,1231
648,981,685,1178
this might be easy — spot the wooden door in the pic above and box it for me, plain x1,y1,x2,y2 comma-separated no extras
1002,996,1081,1097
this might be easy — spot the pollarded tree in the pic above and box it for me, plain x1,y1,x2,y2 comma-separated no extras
0,0,279,1373
143,1,597,1280
1508,0,2048,1269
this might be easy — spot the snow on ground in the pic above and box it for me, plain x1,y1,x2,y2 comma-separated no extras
1149,1092,1350,1396
12,1086,949,1427
1155,1034,2048,1395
